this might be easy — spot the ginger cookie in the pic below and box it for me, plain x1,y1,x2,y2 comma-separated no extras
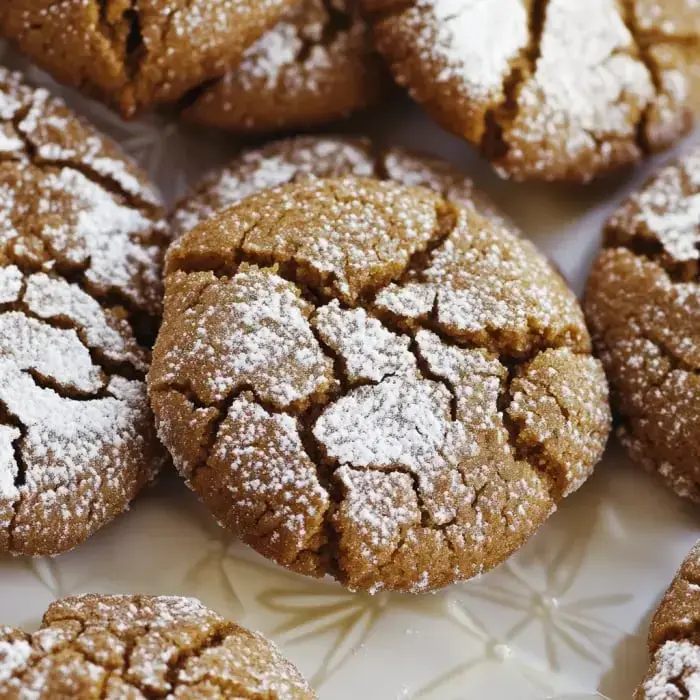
361,0,700,182
635,541,700,698
0,68,168,555
0,0,295,118
171,135,508,238
0,594,315,699
584,147,700,502
150,177,611,593
182,0,388,133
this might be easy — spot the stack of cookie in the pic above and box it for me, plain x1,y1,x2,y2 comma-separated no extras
0,0,698,697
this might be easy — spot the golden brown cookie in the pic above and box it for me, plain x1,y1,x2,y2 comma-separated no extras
635,541,700,698
0,594,315,699
171,135,508,238
361,0,700,182
584,147,700,502
150,177,611,593
182,0,388,133
0,68,168,555
0,0,296,118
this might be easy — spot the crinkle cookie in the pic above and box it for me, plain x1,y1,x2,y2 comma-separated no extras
0,68,168,555
584,146,700,502
0,594,315,699
182,0,388,133
635,541,700,699
0,0,295,117
362,0,700,182
150,177,611,593
171,135,508,238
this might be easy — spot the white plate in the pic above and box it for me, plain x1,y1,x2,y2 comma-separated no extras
1,44,699,700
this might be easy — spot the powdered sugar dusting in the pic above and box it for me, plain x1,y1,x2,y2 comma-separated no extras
641,639,700,699
0,425,20,504
0,266,22,305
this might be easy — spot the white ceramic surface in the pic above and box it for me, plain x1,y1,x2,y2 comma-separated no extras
1,44,698,700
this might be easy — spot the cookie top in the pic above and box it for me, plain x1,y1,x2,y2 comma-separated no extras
362,0,700,182
0,594,315,699
584,146,700,502
150,177,611,593
0,68,168,555
183,0,388,133
171,135,508,238
635,541,700,698
0,0,295,117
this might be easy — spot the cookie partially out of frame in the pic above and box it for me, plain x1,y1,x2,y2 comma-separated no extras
183,0,388,133
584,146,700,502
151,176,610,593
635,541,700,698
0,594,315,699
0,0,295,117
171,134,509,238
0,68,168,555
361,0,700,182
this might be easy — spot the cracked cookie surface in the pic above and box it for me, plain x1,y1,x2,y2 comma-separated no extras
171,134,509,239
0,0,295,118
0,594,315,699
362,0,700,182
0,68,168,556
182,0,389,133
635,541,700,699
151,177,611,593
584,146,700,502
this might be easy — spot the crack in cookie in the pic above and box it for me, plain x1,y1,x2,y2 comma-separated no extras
151,177,611,593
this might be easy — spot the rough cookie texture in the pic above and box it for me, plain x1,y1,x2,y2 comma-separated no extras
0,594,315,699
0,68,168,555
151,177,611,593
635,541,700,698
362,0,700,182
171,135,508,239
0,0,295,117
183,0,388,133
584,146,700,502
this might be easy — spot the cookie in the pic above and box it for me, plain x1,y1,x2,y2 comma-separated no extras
0,68,168,555
361,0,700,182
0,0,295,118
150,177,611,593
635,541,700,698
171,135,508,238
584,147,700,502
182,0,388,133
0,594,315,699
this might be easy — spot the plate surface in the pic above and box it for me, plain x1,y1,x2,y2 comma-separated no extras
1,44,698,700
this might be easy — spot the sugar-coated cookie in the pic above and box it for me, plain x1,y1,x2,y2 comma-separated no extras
150,177,611,593
0,68,168,555
362,0,700,181
0,594,315,699
585,146,700,502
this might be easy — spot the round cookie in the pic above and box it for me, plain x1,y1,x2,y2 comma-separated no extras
0,0,296,118
0,594,315,699
361,0,700,182
635,541,700,698
584,147,700,502
182,0,388,133
171,135,508,238
150,177,611,593
0,68,168,555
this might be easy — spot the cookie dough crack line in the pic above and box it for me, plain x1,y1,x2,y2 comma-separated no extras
0,396,29,552
480,0,550,162
8,94,159,217
619,0,669,153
